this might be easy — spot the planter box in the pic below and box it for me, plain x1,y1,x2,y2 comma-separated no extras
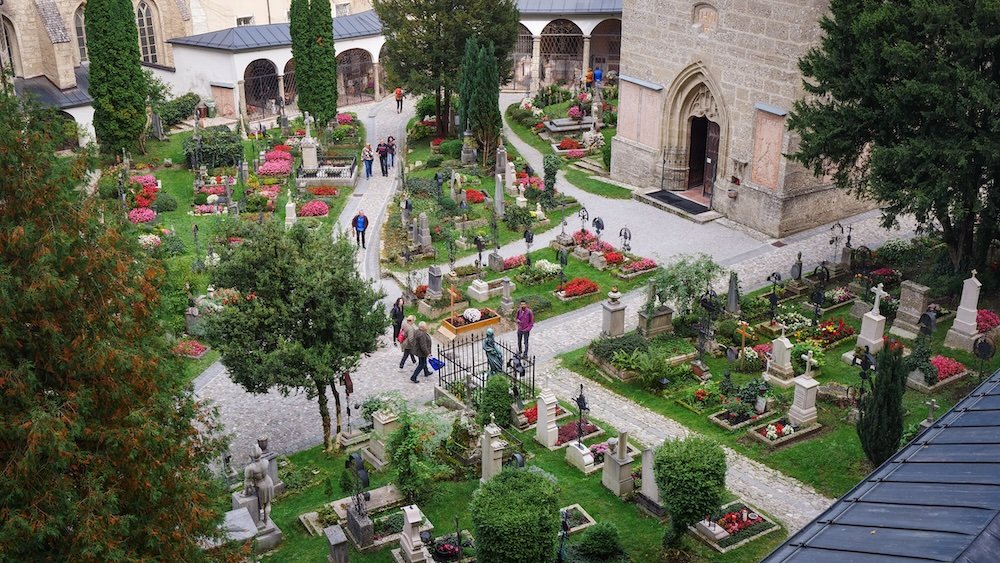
801,298,856,316
747,419,823,450
709,409,780,432
586,349,637,382
614,267,657,280
560,504,597,535
906,369,970,394
555,290,599,302
638,307,674,337
689,500,780,554
551,427,604,451
438,308,501,340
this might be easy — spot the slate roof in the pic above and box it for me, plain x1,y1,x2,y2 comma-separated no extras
14,65,91,109
516,0,622,14
763,369,1000,563
169,10,382,52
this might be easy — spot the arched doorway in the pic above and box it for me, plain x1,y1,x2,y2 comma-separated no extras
51,111,80,151
507,24,533,91
377,44,389,99
243,59,279,118
539,19,583,87
686,116,719,198
337,48,375,106
283,59,297,107
589,19,621,78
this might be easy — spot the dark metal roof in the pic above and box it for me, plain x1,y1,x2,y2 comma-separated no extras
14,65,92,109
516,0,622,14
169,10,382,52
764,370,1000,563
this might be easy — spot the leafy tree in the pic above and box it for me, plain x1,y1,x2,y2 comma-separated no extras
86,0,148,154
468,42,503,167
386,412,440,502
647,254,725,316
858,341,907,466
654,436,726,546
789,0,1000,273
0,93,230,559
374,0,519,136
470,469,560,563
458,36,480,131
308,0,339,124
205,225,389,451
477,374,513,427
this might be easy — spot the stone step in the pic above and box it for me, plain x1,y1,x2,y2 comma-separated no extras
571,158,608,176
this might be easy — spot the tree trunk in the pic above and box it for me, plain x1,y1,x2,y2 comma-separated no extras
442,88,452,137
331,383,343,452
316,380,333,451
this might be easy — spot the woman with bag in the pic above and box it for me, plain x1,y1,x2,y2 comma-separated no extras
362,144,375,179
398,315,417,369
390,297,405,346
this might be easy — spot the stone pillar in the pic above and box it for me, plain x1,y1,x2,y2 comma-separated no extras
499,277,514,316
426,266,443,300
530,36,541,96
346,506,374,549
285,191,297,230
399,505,431,563
480,418,507,484
494,174,505,218
496,142,507,181
602,298,626,338
788,375,819,427
581,36,591,84
258,437,286,496
602,430,635,497
534,387,559,448
945,271,983,352
238,80,249,125
324,524,349,563
373,62,382,99
766,333,795,387
890,281,931,339
277,74,286,108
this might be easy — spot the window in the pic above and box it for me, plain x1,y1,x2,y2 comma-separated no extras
335,3,351,16
136,1,158,64
74,6,88,63
236,16,255,26
1,16,19,76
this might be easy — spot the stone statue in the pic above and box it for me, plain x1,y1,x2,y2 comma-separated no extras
244,444,275,525
483,328,504,375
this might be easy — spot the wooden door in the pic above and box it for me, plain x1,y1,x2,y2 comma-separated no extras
704,120,720,198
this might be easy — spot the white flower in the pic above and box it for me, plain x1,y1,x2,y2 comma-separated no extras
531,107,544,118
519,97,534,110
462,308,482,323
783,425,795,436
765,424,778,440
207,194,219,204
205,252,220,267
535,259,561,274
138,234,161,250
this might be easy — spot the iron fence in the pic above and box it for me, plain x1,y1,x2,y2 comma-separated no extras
436,333,535,408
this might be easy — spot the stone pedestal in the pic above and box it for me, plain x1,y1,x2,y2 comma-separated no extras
589,253,607,271
230,492,283,551
362,411,399,470
232,492,261,526
488,252,504,272
636,448,666,517
889,281,931,339
638,307,674,337
301,138,319,172
788,376,819,427
945,273,982,353
499,277,514,316
467,279,490,302
765,335,795,388
346,506,374,549
324,524,349,563
601,432,635,497
480,420,507,483
856,311,887,355
535,389,559,448
696,520,730,542
261,449,286,496
565,441,595,473
426,266,443,301
551,233,575,253
285,198,297,229
399,505,431,563
602,300,626,337
516,194,528,208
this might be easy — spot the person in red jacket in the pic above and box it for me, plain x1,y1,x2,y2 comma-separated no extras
515,300,534,355
395,87,403,113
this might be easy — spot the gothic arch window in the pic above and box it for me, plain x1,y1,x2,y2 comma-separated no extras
136,1,159,64
1,16,20,77
74,5,88,63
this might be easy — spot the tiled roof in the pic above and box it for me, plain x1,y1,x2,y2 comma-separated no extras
169,10,382,52
34,0,70,44
516,0,622,14
14,65,91,109
763,369,1000,563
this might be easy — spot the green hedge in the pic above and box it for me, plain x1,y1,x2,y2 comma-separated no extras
470,470,559,563
157,92,200,128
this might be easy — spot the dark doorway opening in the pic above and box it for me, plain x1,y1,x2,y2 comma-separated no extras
687,116,707,189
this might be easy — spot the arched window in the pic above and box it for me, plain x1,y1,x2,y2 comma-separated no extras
74,6,88,63
1,16,20,77
136,1,158,64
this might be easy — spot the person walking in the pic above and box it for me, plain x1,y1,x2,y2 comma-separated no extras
594,66,603,85
410,321,433,382
394,86,404,114
351,210,368,249
387,136,396,168
362,143,375,179
390,297,405,346
585,68,594,90
516,299,534,355
398,315,417,369
376,139,389,177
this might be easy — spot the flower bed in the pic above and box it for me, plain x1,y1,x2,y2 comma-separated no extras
558,136,582,150
197,185,228,196
560,504,596,535
555,420,599,446
978,309,1000,333
138,234,161,250
572,230,597,247
813,318,856,347
566,149,586,159
870,267,902,286
824,286,856,304
709,408,778,432
299,200,330,217
747,417,823,449
465,189,485,204
503,254,526,270
931,355,966,382
440,307,500,337
128,208,156,224
307,186,339,197
523,404,568,425
691,501,780,553
556,277,599,301
192,204,226,215
616,257,658,278
265,149,293,162
174,339,208,359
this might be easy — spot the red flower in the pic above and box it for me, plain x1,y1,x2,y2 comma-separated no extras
431,137,445,147
465,189,485,203
561,277,598,297
415,285,428,299
558,137,582,150
603,251,624,265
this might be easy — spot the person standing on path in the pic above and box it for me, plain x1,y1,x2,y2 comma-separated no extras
351,210,368,249
362,143,375,179
387,136,396,168
585,68,594,90
516,300,534,356
410,321,433,382
390,297,405,346
398,315,417,368
594,66,603,85
376,139,389,177
394,86,404,114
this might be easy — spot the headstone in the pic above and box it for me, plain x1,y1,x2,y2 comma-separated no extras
363,410,399,468
602,297,626,337
345,506,373,549
488,251,504,272
890,280,932,339
505,161,516,194
945,270,983,352
461,130,475,164
565,441,596,472
602,430,635,497
869,283,889,316
324,524,349,563
285,190,297,229
535,202,547,221
788,375,819,427
426,266,443,301
301,136,319,171
409,217,419,246
480,416,507,484
449,170,458,202
726,271,740,314
637,448,665,516
535,388,559,448
417,213,433,252
495,141,507,183
696,519,730,542
766,325,795,387
516,193,528,208
467,279,491,303
800,350,819,379
494,174,505,218
589,252,608,271
499,277,514,316
853,305,887,359
399,505,431,563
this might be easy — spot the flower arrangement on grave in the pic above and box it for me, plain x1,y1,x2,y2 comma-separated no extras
415,285,428,299
555,419,598,445
753,343,772,358
198,186,227,196
336,112,355,125
824,286,856,304
737,347,766,373
298,200,329,217
503,255,527,270
560,277,599,298
308,186,338,197
462,308,482,323
572,229,598,246
870,267,902,286
566,149,586,159
717,507,766,535
431,137,445,147
603,251,624,265
130,174,158,189
623,258,657,274
567,105,583,120
758,420,795,441
775,307,811,331
516,175,543,189
173,339,208,359
519,97,535,110
193,204,221,215
138,234,161,250
977,309,1000,333
535,259,562,275
265,149,293,162
465,189,486,203
589,442,611,464
273,144,293,152
257,159,292,177
134,185,159,208
586,240,615,254
930,355,966,382
127,207,156,224
295,128,306,136
558,137,582,150
814,318,856,346
523,404,566,424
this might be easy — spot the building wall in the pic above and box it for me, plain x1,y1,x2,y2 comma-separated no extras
190,0,372,34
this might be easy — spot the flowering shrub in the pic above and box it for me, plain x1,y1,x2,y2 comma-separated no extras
566,149,586,159
775,308,811,331
207,194,220,204
130,174,158,189
814,318,855,346
431,137,445,147
738,347,766,372
138,234,161,250
695,389,708,402
558,137,582,150
308,186,338,196
977,309,1000,333
524,404,565,424
299,200,329,217
173,340,208,358
258,159,291,176
273,144,293,152
567,105,583,119
589,442,611,463
265,149,293,162
462,308,482,323
336,112,354,125
556,420,598,445
414,285,428,299
198,186,227,195
825,286,856,304
753,343,773,358
623,258,657,273
535,259,561,274
930,355,966,382
128,208,156,224
193,204,219,214
561,277,599,297
572,230,597,246
870,267,902,285
603,251,624,265
503,255,527,270
134,185,158,208
465,189,485,203
758,420,795,441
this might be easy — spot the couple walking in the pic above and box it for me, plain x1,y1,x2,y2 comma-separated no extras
361,137,396,179
393,304,433,383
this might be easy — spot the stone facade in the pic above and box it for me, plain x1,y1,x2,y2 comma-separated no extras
611,0,875,238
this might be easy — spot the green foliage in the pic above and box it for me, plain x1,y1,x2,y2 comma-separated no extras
541,154,562,209
876,238,928,270
387,412,440,502
575,522,625,561
602,137,612,169
470,469,560,563
290,0,339,125
439,139,463,160
716,318,738,342
591,332,649,360
648,254,725,316
791,341,826,373
671,313,700,338
458,36,479,131
468,42,503,167
520,294,552,315
97,169,120,199
415,94,438,120
534,84,571,108
477,374,513,427
503,205,533,232
425,154,444,168
153,192,178,212
193,192,209,206
339,468,354,494
86,0,148,153
361,391,407,423
740,295,770,321
905,331,935,387
154,234,186,259
156,93,201,128
654,436,727,545
858,343,907,466
183,126,242,169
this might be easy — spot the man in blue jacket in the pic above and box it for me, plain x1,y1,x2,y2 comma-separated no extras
352,210,368,249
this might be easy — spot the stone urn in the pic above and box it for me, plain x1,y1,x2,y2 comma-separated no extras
608,287,622,304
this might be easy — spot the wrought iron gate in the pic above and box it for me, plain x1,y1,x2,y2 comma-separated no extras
436,333,536,408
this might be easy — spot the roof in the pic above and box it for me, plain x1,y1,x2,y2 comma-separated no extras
169,10,382,52
14,65,92,109
516,0,622,14
763,369,1000,563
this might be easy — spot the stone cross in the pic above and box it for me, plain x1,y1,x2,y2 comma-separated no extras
801,350,818,378
925,399,939,423
303,111,314,138
870,283,889,316
778,322,787,339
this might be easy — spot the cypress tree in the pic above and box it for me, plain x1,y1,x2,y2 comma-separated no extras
468,42,501,168
857,341,907,466
289,0,312,117
309,0,338,124
458,36,479,132
86,0,148,154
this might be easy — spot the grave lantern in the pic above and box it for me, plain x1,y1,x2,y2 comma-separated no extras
619,226,632,253
578,207,589,233
524,229,534,266
574,384,589,447
592,217,605,241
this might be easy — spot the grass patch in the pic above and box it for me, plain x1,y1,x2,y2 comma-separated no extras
504,103,554,156
563,167,632,199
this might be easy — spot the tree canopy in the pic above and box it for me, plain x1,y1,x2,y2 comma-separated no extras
205,225,389,450
290,0,339,125
469,469,560,562
0,93,229,559
654,436,726,545
857,341,907,466
789,0,1000,272
467,41,503,167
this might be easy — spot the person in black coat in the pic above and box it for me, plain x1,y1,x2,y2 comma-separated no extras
390,297,405,346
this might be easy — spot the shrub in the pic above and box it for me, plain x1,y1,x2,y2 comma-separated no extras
183,126,241,169
740,295,770,321
602,137,612,170
590,332,649,360
415,94,438,121
654,436,727,545
647,254,725,316
575,522,624,561
671,313,701,338
387,413,439,502
439,139,463,160
154,234,186,258
426,154,444,168
876,238,924,269
156,92,200,128
465,189,485,203
477,374,513,427
470,470,559,563
153,192,178,212
857,342,906,466
404,177,436,196
520,294,552,315
127,208,156,224
791,342,825,373
502,255,526,270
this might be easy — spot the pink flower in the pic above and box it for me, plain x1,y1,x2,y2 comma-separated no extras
623,258,657,273
258,160,292,176
265,150,293,162
298,200,329,217
503,255,526,270
567,106,583,119
194,204,217,214
930,355,966,381
566,149,586,159
127,207,156,224
336,113,354,125
129,174,158,189
977,309,1000,333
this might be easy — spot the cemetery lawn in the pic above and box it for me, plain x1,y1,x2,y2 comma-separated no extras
504,103,555,156
563,167,632,199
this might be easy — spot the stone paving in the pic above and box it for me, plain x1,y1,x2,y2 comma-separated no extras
195,94,922,535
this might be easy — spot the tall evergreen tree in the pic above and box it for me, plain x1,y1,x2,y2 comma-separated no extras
468,42,502,167
0,93,229,559
458,36,480,132
857,341,907,466
789,0,1000,273
289,0,313,117
309,0,338,124
205,226,389,451
86,0,148,154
